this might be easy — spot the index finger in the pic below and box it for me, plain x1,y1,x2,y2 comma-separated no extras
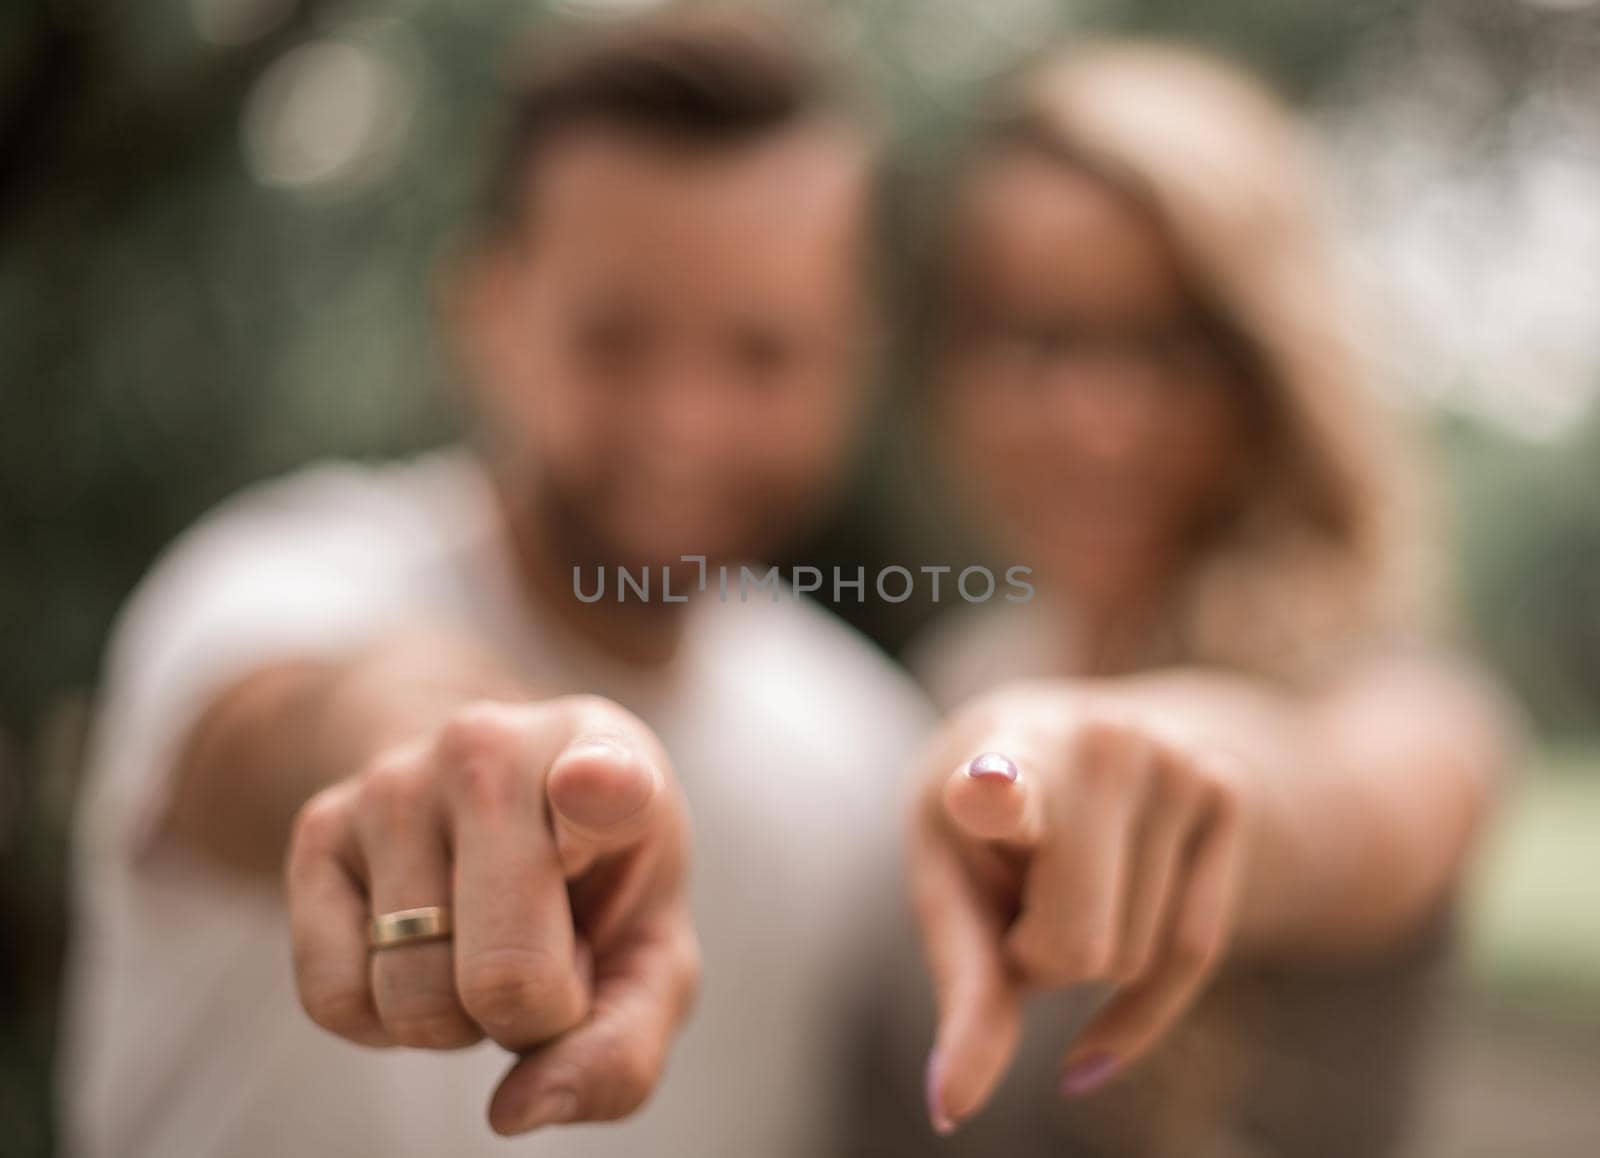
912,805,1023,1134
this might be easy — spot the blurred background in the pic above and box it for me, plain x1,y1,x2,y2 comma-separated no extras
2,0,1598,1154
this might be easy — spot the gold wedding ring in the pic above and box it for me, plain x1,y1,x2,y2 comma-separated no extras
368,906,453,951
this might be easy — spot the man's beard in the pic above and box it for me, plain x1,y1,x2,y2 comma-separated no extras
517,472,731,610
530,474,637,574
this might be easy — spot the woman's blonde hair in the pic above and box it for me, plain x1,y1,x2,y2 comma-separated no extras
952,42,1442,683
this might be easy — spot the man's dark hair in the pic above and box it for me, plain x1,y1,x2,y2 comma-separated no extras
480,6,850,236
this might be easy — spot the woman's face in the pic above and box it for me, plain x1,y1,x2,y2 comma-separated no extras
936,150,1254,616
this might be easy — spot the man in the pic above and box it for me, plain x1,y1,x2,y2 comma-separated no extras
61,10,930,1156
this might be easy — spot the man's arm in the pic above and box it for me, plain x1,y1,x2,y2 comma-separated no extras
162,626,527,877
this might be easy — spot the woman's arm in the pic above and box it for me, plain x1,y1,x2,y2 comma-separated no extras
1102,654,1512,961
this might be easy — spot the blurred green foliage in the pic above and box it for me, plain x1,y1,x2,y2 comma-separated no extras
1468,744,1600,1010
1443,415,1600,737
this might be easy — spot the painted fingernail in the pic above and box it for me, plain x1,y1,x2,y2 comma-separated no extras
1060,1051,1119,1098
966,752,1019,783
925,1048,956,1136
519,1089,578,1130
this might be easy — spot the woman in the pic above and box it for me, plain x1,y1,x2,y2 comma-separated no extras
855,43,1513,1157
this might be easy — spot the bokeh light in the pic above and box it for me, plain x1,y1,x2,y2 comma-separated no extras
241,36,413,194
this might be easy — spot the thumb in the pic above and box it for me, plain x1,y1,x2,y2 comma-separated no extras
546,735,664,879
913,824,1023,1134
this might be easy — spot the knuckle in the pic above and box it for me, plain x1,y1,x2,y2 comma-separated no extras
1078,716,1141,757
458,949,580,1039
1185,752,1245,828
357,751,428,813
459,958,543,1026
1171,923,1222,973
610,1054,658,1118
1110,941,1154,985
1190,742,1240,784
1075,719,1148,790
1011,925,1114,986
437,703,522,768
589,1030,658,1120
1061,935,1117,983
300,982,372,1038
1150,751,1203,809
385,1008,481,1050
1203,766,1245,823
374,963,482,1049
289,788,348,858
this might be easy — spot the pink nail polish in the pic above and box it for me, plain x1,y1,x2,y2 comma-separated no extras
966,752,1019,783
925,1049,956,1136
1060,1051,1118,1098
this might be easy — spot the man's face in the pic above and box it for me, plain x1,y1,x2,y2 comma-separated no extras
462,125,873,573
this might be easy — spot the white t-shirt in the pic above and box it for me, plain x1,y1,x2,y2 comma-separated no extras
59,451,933,1158
905,599,1073,713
